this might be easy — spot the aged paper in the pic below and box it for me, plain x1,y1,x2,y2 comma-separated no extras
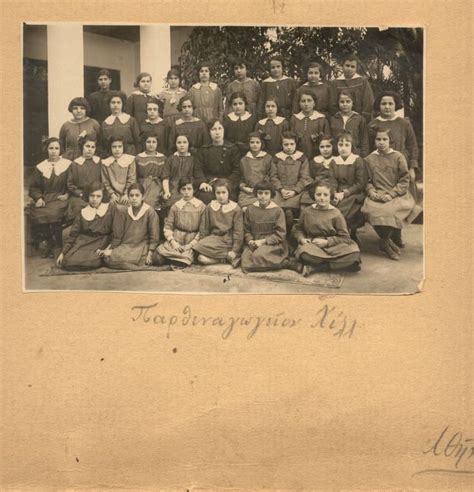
1,0,472,489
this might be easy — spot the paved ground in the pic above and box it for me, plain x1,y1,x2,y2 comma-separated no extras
24,223,424,295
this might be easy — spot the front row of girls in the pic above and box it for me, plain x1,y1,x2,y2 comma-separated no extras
31,126,420,272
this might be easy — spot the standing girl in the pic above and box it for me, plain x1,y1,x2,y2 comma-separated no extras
101,183,160,269
59,97,101,161
260,56,297,120
168,96,210,153
271,131,311,234
136,133,166,212
188,61,224,124
290,90,330,160
238,132,273,209
328,131,367,242
361,130,422,260
255,97,289,156
156,178,206,268
125,72,159,127
158,67,188,125
223,91,256,155
101,91,140,156
29,137,71,257
292,61,331,117
57,182,115,271
293,180,361,275
66,134,102,222
225,59,262,116
101,137,136,207
139,99,169,156
194,178,244,268
162,134,204,209
330,90,369,157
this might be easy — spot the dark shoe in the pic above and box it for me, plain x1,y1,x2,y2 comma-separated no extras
345,262,361,272
388,239,401,254
350,229,361,247
391,229,405,248
283,259,303,273
384,241,400,261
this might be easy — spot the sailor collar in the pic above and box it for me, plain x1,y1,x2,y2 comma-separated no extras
173,151,191,157
36,158,71,179
263,75,290,83
294,111,325,121
372,149,395,155
74,155,100,165
102,154,135,168
127,202,150,221
311,203,336,210
245,151,267,159
376,115,399,121
336,73,362,80
334,153,358,165
258,116,286,126
175,197,202,210
227,111,252,122
137,151,165,159
276,150,304,161
81,202,109,221
192,82,218,90
104,113,131,125
314,155,333,168
252,200,278,209
209,200,238,213
145,117,164,124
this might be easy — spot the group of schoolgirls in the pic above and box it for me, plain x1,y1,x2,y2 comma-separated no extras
29,53,421,276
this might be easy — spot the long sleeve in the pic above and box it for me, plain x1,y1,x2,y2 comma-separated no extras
361,78,375,122
265,208,286,246
162,156,172,180
61,213,82,254
192,157,206,188
67,166,81,196
404,119,419,168
130,117,141,153
321,117,330,135
163,205,177,241
344,158,366,196
228,146,241,192
270,160,283,190
365,161,376,194
28,168,44,201
124,162,137,195
231,208,244,253
289,115,297,133
216,87,224,121
292,88,301,115
389,154,410,197
125,95,134,116
292,158,312,193
59,123,67,156
328,81,339,116
243,207,253,244
146,209,160,252
328,164,338,191
198,206,211,239
359,117,370,157
101,165,114,196
326,212,352,247
110,208,126,248
292,207,308,242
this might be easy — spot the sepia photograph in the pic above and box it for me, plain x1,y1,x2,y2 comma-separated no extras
23,24,424,293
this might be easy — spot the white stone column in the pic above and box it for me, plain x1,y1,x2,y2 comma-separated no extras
140,25,171,90
47,24,84,137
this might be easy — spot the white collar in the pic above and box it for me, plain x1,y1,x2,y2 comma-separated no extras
258,116,285,126
252,200,278,209
373,149,395,155
314,155,333,168
175,197,202,210
375,115,398,121
173,152,191,157
245,151,267,159
131,90,158,98
227,111,252,121
102,154,135,168
137,151,165,158
303,81,323,86
74,155,100,165
294,111,325,121
334,153,358,165
81,202,109,221
275,151,304,161
192,82,218,90
127,202,150,221
163,87,186,94
209,200,238,213
311,203,336,210
263,75,289,82
36,158,71,179
104,113,131,125
336,73,362,80
175,117,199,125
145,117,164,124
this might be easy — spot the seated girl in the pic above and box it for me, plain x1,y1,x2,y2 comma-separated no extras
293,180,361,276
361,129,422,260
328,131,367,243
135,133,166,212
238,132,273,210
66,134,102,223
194,178,244,268
29,137,71,258
100,183,159,269
101,136,137,207
270,131,311,234
155,178,206,268
56,182,115,271
241,180,300,273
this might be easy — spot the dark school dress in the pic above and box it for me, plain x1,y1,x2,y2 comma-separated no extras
260,76,297,120
29,158,71,225
66,155,102,222
328,154,367,230
101,154,137,200
300,155,334,207
292,82,331,117
254,116,289,156
101,113,141,156
139,118,169,156
222,111,257,155
61,202,115,270
238,151,273,208
225,78,262,116
188,82,224,124
329,74,375,122
168,117,210,154
329,111,370,157
290,111,330,161
241,201,289,272
158,87,188,124
59,118,101,161
194,200,244,259
87,90,127,125
135,152,166,211
125,90,161,127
